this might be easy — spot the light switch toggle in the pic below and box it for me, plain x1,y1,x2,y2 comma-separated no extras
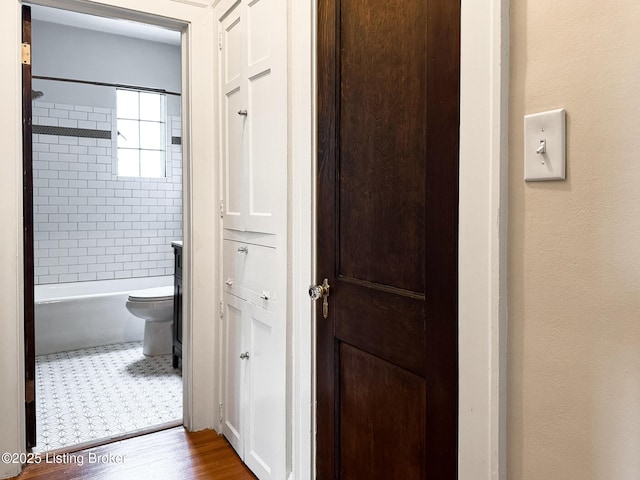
536,140,546,155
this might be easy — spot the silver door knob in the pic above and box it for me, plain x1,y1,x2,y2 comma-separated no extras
240,352,250,359
309,279,330,319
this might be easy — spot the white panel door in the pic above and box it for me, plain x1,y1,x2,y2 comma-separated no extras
221,292,246,457
244,301,285,480
219,0,245,232
222,292,285,480
244,0,287,235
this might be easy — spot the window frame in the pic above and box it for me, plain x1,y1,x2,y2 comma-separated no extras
116,88,168,179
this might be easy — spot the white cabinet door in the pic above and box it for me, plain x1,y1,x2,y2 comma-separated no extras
243,0,286,235
219,0,245,232
243,301,285,480
221,292,246,457
218,0,286,235
221,293,285,480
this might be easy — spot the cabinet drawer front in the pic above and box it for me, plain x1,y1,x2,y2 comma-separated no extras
223,239,277,308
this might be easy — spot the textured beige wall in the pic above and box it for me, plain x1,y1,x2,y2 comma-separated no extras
509,1,640,479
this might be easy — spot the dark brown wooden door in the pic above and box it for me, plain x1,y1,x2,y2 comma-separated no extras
22,4,36,450
316,0,460,477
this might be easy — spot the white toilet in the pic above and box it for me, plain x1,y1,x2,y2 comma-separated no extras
125,286,174,356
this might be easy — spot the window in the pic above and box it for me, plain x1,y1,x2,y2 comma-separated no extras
116,89,166,178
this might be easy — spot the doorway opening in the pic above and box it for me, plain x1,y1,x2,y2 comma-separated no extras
24,3,185,453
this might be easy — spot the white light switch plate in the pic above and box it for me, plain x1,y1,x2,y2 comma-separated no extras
524,108,566,181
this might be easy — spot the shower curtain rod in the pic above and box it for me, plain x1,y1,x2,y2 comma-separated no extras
33,75,181,96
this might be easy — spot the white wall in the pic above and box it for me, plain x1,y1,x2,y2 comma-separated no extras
32,20,181,112
32,20,181,91
29,20,183,286
33,106,182,285
509,1,640,478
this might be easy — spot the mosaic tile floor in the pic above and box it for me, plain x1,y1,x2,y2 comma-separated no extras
34,341,183,453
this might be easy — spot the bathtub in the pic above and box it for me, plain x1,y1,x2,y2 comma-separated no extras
35,276,173,355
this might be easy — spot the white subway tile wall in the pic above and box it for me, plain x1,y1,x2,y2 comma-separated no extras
32,101,182,285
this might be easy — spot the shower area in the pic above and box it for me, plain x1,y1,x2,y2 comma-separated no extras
28,5,184,453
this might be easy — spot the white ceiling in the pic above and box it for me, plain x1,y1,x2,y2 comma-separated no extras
29,4,181,46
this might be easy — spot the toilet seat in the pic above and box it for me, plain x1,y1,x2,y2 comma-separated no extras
128,286,174,303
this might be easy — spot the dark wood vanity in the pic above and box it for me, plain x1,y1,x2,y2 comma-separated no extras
172,241,183,370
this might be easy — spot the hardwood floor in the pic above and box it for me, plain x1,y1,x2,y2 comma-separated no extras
14,427,256,480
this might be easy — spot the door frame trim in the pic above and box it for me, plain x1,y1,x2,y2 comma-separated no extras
5,3,219,475
23,0,219,432
289,0,316,478
289,0,509,478
458,0,509,477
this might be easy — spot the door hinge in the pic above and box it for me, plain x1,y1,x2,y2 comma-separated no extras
21,43,31,65
219,301,224,319
219,403,223,423
219,199,224,218
218,32,222,51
